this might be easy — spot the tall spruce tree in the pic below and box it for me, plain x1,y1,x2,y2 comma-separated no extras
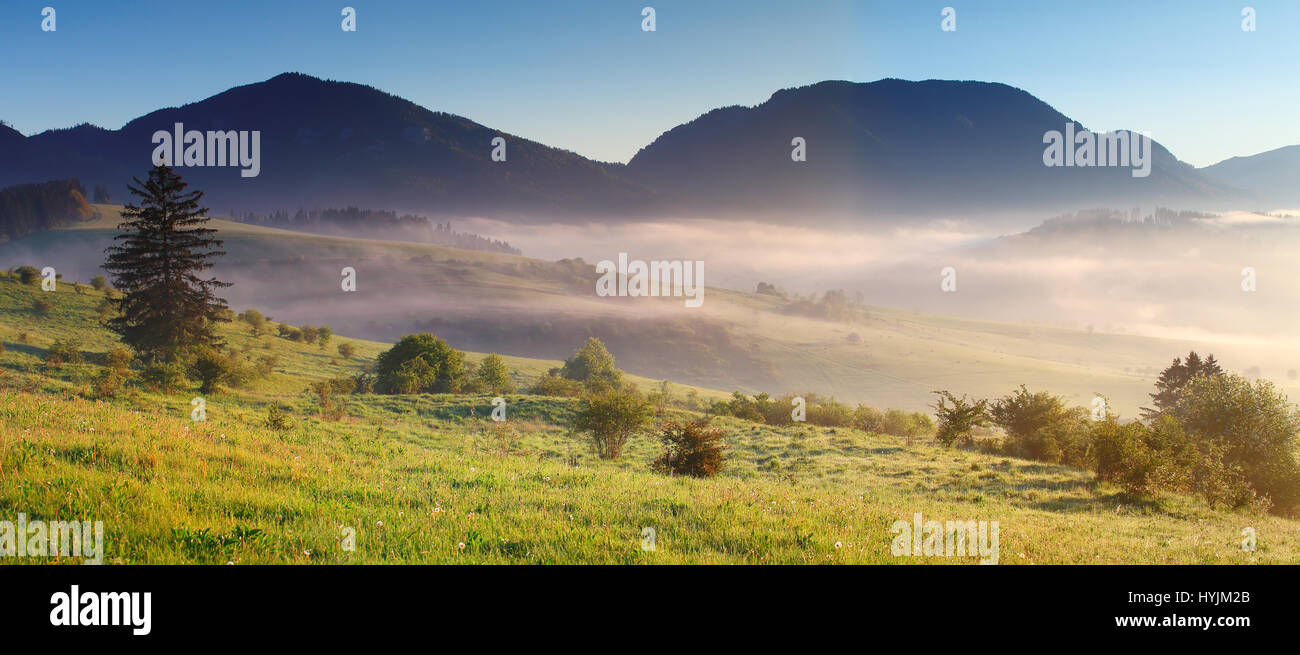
1141,350,1223,421
103,165,230,363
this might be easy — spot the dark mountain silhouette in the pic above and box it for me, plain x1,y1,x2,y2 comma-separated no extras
0,73,661,221
0,122,24,153
625,79,1243,217
1199,145,1300,207
0,75,1267,222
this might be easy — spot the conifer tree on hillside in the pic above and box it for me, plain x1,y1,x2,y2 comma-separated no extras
1141,350,1224,421
103,165,230,363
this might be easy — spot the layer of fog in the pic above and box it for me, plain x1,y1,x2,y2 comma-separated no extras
9,206,1300,395
458,210,1300,344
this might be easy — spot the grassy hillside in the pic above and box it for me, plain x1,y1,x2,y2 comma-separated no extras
7,205,1299,419
1,273,1297,564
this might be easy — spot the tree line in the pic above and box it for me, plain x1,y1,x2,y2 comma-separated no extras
234,206,520,255
932,352,1300,516
0,178,94,242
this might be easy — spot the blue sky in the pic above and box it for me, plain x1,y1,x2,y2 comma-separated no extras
1,0,1297,166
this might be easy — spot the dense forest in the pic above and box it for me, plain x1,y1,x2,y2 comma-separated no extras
233,206,521,255
0,178,95,242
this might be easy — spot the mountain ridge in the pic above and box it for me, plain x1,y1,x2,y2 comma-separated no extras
0,73,1279,220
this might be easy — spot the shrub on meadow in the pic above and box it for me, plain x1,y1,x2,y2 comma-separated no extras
105,346,133,371
559,337,623,392
651,418,728,478
310,379,346,421
807,398,854,427
16,266,40,285
990,385,1091,466
475,353,514,395
44,338,83,365
852,404,885,433
881,409,934,442
530,371,583,397
709,391,765,422
95,298,115,322
239,309,267,336
375,333,469,394
264,405,295,431
571,389,652,459
254,354,279,377
337,342,356,360
1169,373,1300,513
91,368,125,399
352,373,376,394
932,391,990,447
140,361,187,392
189,348,254,394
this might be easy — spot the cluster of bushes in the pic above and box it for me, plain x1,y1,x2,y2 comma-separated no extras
309,375,363,421
780,288,869,322
43,338,83,365
371,333,514,396
528,337,727,477
933,353,1300,515
530,337,623,397
91,347,133,398
189,348,258,394
238,308,360,360
1092,377,1296,513
239,309,333,351
706,391,933,440
569,386,727,478
78,343,276,397
274,321,333,349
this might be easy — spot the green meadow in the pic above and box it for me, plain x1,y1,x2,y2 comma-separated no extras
1,273,1297,564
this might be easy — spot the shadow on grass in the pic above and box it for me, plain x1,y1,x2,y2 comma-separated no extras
1033,489,1165,514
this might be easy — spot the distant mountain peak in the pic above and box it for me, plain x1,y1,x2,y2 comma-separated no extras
626,77,1235,216
0,74,1272,220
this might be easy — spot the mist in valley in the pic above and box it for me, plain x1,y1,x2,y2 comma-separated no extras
8,203,1300,410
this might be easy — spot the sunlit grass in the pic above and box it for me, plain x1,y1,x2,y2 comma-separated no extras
1,273,1297,564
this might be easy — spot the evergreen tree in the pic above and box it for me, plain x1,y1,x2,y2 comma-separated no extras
1141,351,1223,421
102,165,230,363
1201,354,1224,377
